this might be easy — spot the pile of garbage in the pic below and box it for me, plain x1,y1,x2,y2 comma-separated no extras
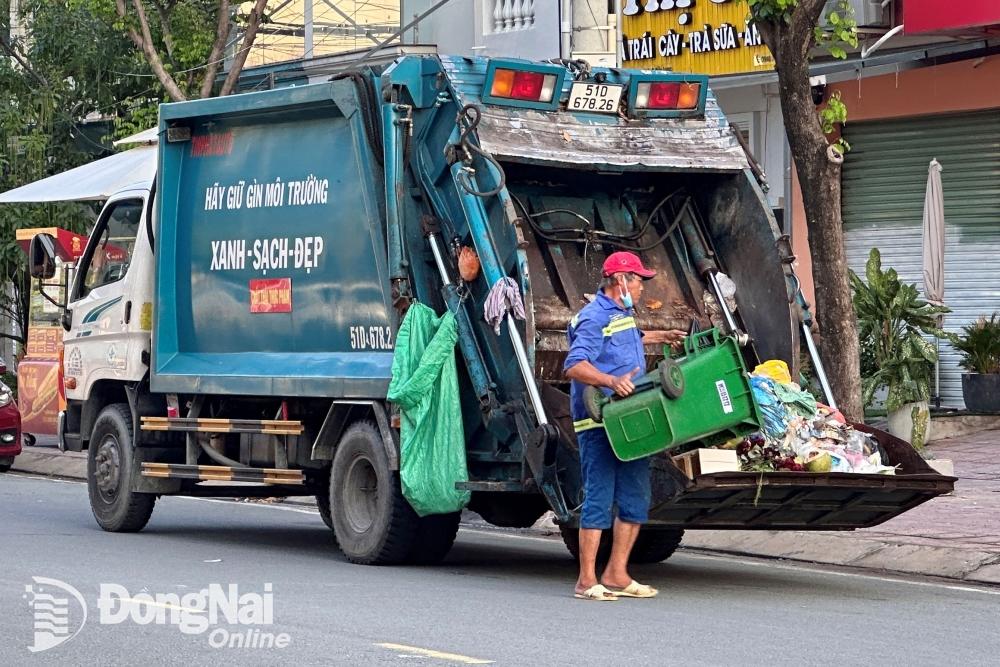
728,361,896,475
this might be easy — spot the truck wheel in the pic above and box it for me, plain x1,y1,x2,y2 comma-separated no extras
559,525,612,562
559,526,684,564
23,433,36,446
407,512,461,565
87,403,155,532
316,471,334,532
0,456,13,472
629,528,684,564
329,420,416,565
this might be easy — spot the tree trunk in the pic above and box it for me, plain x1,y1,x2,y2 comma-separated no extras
756,2,864,421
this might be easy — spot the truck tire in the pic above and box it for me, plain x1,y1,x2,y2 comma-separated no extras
407,512,461,565
559,525,684,565
629,528,684,564
0,456,13,472
316,473,334,532
329,420,417,565
87,403,156,532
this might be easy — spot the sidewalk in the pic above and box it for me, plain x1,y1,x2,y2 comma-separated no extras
8,431,1000,584
682,429,1000,584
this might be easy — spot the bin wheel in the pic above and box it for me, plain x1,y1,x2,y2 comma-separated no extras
659,358,685,399
582,385,605,423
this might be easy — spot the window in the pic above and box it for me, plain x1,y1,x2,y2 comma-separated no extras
78,199,142,298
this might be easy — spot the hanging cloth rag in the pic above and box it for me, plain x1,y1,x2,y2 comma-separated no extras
483,276,526,335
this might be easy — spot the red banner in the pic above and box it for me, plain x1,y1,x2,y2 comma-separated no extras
249,278,292,313
904,0,1000,35
17,360,61,435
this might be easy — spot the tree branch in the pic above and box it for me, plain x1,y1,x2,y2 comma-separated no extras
200,0,232,99
151,0,177,65
219,0,268,97
0,33,48,87
117,0,187,101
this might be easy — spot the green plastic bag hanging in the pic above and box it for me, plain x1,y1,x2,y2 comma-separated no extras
386,302,471,516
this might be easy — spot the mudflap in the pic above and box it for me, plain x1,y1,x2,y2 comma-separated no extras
645,423,955,530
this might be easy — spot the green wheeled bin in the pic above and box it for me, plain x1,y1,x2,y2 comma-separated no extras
586,329,762,461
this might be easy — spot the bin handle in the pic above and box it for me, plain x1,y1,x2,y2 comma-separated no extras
678,327,721,358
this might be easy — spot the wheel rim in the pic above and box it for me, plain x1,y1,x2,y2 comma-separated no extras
94,436,122,503
343,454,378,533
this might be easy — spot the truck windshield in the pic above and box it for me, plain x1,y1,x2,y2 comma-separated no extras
79,199,142,297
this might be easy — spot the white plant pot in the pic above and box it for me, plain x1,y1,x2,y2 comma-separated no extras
887,400,932,448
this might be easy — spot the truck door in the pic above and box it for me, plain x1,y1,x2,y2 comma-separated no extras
64,195,144,399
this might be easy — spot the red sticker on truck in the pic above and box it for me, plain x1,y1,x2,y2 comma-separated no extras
249,278,292,313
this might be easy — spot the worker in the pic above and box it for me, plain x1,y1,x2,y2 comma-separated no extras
564,251,686,601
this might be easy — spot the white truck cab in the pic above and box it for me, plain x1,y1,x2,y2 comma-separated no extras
59,186,155,450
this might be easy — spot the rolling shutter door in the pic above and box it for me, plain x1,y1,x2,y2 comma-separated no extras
842,110,1000,408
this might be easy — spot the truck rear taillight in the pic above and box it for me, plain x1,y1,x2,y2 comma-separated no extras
627,74,708,118
635,82,701,110
482,59,566,111
490,68,558,103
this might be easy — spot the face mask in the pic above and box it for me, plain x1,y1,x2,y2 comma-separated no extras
619,277,634,309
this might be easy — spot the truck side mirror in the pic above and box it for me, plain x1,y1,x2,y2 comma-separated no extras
29,233,58,280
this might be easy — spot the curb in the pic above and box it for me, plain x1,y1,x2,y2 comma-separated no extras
680,530,1000,586
8,449,999,586
11,447,87,480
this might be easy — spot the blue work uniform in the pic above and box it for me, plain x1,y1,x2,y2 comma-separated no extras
564,290,651,529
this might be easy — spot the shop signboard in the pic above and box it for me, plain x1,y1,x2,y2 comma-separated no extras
620,0,774,75
903,0,1000,35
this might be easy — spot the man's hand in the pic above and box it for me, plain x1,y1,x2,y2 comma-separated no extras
643,329,687,352
607,367,641,397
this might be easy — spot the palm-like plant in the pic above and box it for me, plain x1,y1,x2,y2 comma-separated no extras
953,314,1000,375
851,249,953,411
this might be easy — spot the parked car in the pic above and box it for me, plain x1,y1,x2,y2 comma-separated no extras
0,358,22,472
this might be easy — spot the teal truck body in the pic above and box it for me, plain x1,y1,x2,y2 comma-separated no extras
25,54,952,565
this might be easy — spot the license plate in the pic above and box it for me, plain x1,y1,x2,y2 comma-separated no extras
567,82,624,114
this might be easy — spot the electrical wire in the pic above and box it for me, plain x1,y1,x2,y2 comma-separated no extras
454,104,506,198
510,190,690,252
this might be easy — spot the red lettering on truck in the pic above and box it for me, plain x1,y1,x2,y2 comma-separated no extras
191,131,234,157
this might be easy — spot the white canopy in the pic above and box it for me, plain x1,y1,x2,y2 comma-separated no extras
0,145,156,203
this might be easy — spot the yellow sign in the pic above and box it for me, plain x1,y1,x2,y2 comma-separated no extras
621,0,774,76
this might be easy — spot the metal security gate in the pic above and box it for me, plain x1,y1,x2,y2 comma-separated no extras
842,110,1000,409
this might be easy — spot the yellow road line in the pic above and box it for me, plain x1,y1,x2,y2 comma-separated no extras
376,642,493,664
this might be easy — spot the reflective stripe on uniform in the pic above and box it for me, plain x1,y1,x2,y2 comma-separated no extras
573,418,605,433
602,316,636,337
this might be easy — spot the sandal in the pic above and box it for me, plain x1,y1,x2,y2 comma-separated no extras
574,584,619,601
603,580,658,598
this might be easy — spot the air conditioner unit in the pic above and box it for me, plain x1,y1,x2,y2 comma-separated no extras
825,0,889,29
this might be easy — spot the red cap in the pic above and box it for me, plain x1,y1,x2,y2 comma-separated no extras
602,251,656,279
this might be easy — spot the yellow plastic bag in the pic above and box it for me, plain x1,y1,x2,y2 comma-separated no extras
753,359,792,384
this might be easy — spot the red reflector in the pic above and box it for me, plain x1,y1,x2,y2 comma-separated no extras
647,82,680,109
510,71,545,101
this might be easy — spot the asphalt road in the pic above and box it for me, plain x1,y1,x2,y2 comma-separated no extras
2,473,998,666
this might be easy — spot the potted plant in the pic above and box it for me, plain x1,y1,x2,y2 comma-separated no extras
953,313,1000,413
851,249,952,449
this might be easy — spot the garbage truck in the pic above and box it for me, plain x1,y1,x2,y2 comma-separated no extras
23,54,953,565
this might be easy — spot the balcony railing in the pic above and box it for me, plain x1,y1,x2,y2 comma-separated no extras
492,0,535,32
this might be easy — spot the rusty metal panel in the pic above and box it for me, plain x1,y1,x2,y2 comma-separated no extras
439,56,748,173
